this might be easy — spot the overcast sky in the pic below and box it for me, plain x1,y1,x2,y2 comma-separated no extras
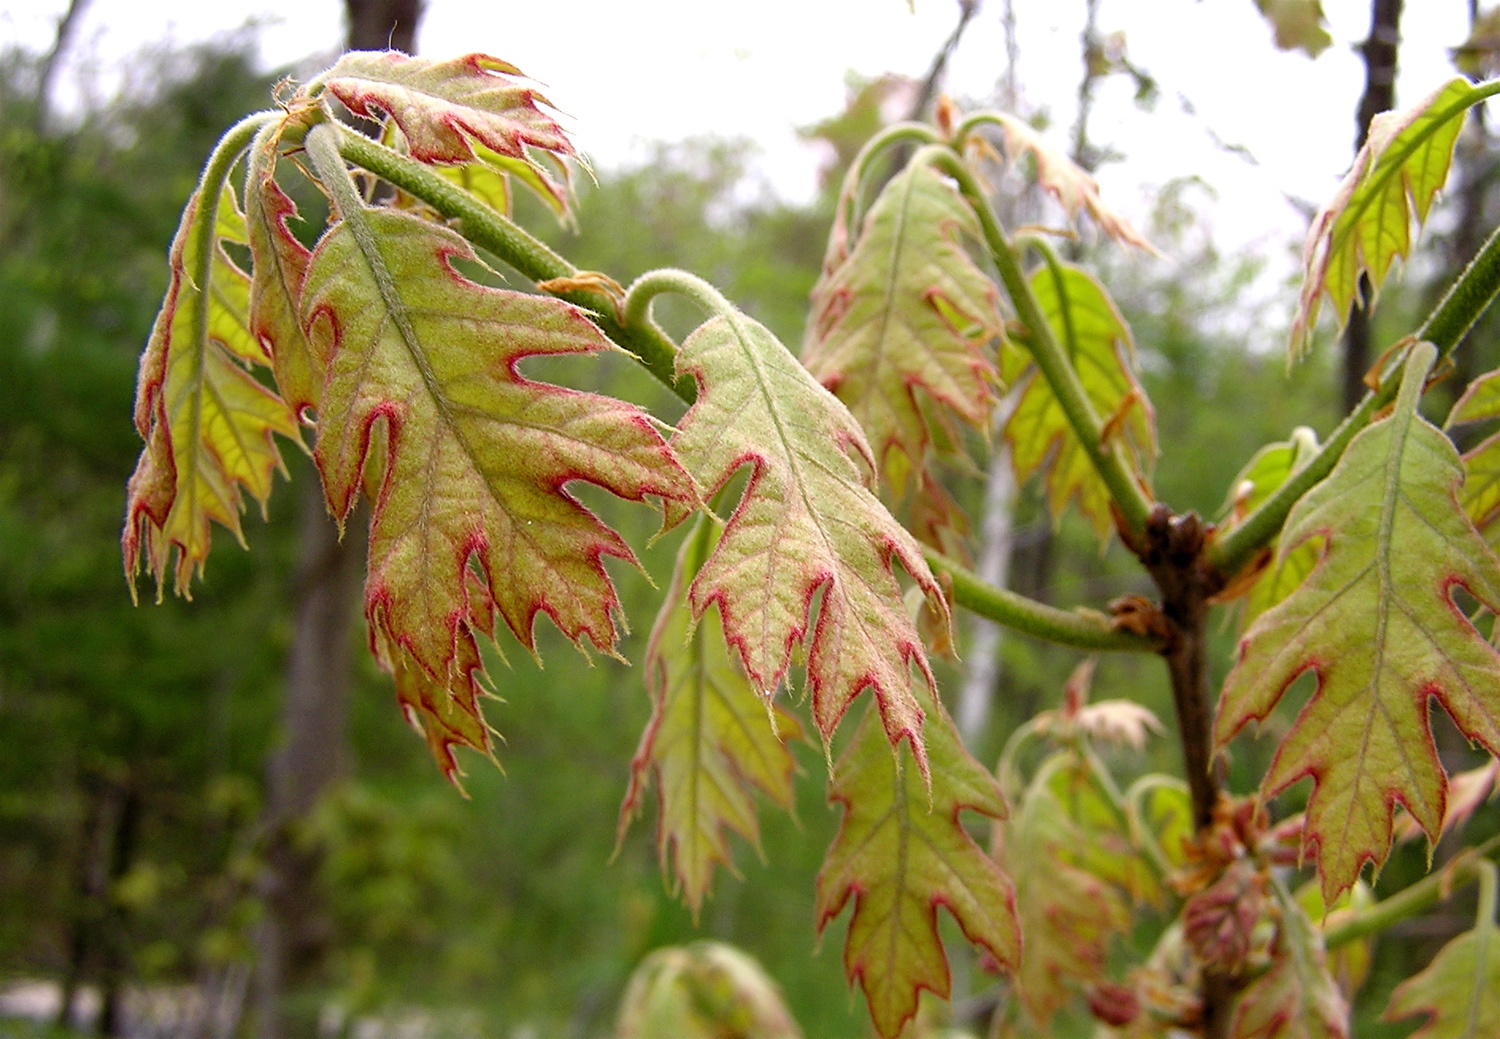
0,0,1484,343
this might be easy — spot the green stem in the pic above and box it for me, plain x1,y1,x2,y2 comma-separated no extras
1210,220,1500,578
1323,833,1500,950
835,122,945,232
330,124,693,401
926,550,1159,652
623,268,735,329
913,144,1156,539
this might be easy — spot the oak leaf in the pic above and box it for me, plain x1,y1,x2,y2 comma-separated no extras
1290,78,1477,360
1217,345,1500,902
125,180,299,596
816,688,1019,1039
669,309,948,774
301,208,695,769
1446,369,1500,545
802,161,1003,491
1229,892,1349,1039
1383,867,1500,1039
1006,262,1155,544
618,518,803,917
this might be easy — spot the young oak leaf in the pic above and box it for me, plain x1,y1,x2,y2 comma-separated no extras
1229,890,1349,1039
1290,77,1478,361
982,112,1153,251
1216,344,1500,904
802,161,1004,492
618,517,803,918
1006,262,1155,544
245,121,321,416
1446,369,1500,545
668,309,949,775
125,181,299,596
816,687,1020,1039
1220,430,1323,629
312,51,574,207
300,208,695,712
1383,863,1500,1039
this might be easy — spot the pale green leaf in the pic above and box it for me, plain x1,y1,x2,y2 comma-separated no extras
802,162,1003,492
616,941,803,1039
125,181,299,596
669,309,948,774
1447,369,1500,544
1290,78,1478,360
816,687,1019,1039
1216,345,1500,902
1006,262,1155,544
1384,865,1500,1039
301,208,695,771
618,517,803,917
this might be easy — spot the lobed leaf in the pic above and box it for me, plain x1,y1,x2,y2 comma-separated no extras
315,51,575,206
669,309,948,776
816,687,1019,1039
618,518,803,917
980,113,1152,250
1383,865,1500,1039
125,181,299,596
1217,345,1500,903
1447,369,1500,545
1229,889,1349,1039
1290,78,1479,360
1006,262,1155,544
802,161,1003,492
301,208,695,769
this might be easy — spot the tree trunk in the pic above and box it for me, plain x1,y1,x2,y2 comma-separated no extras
1342,0,1403,412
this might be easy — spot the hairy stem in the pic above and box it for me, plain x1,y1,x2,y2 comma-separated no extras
1323,833,1500,949
1211,219,1500,578
331,125,694,401
914,144,1156,540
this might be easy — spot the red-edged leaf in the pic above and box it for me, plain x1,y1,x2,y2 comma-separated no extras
669,309,948,775
802,161,1003,491
314,51,574,206
1216,345,1500,902
300,207,695,766
1290,78,1477,360
816,687,1019,1039
1230,889,1349,1039
1006,262,1155,544
125,181,299,596
618,517,803,917
1384,864,1500,1039
245,120,321,416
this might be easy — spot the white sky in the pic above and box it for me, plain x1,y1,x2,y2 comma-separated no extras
0,0,1484,337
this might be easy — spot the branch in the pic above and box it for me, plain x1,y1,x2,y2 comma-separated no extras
330,125,695,402
914,144,1157,541
1323,832,1500,949
1210,219,1500,578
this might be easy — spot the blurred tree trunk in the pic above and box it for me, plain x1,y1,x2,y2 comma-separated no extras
1342,0,1402,412
252,6,423,1036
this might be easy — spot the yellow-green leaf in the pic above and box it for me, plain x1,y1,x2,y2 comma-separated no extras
125,182,299,596
618,517,803,917
816,687,1020,1039
669,309,948,775
1290,78,1481,360
802,161,1003,492
301,207,696,764
1447,369,1500,545
1006,262,1155,544
1216,345,1500,903
1384,863,1500,1039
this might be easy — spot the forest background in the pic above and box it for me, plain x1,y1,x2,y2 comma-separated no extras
2,0,1498,1036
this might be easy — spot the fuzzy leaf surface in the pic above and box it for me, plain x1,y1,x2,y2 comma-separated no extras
125,182,298,595
618,518,802,917
1006,262,1154,543
802,162,1002,490
816,688,1019,1039
316,51,574,200
1230,892,1349,1039
1290,78,1475,359
301,208,695,755
670,310,947,773
1216,346,1500,902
